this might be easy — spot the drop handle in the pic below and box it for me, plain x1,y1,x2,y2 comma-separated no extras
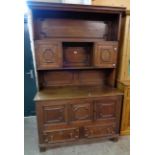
26,69,34,79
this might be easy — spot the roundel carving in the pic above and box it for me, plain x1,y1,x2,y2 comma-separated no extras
43,49,55,63
100,49,111,62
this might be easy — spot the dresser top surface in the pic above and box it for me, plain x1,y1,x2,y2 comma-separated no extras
34,86,123,101
27,1,126,14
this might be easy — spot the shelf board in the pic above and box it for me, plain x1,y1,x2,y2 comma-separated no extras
37,66,116,71
35,38,118,43
34,85,123,101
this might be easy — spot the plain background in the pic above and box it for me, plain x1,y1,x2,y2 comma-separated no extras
0,0,155,155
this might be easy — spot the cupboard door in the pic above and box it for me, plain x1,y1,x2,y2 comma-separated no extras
84,124,116,138
35,41,62,69
43,104,68,125
94,43,117,67
43,128,79,143
94,99,117,120
70,101,93,123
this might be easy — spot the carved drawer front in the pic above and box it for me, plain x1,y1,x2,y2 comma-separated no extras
43,128,79,143
94,43,118,67
94,99,116,120
70,101,93,123
43,104,67,125
35,41,62,69
84,124,116,138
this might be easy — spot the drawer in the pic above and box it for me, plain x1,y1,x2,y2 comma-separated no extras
83,124,116,138
43,128,79,143
94,42,118,68
35,41,62,69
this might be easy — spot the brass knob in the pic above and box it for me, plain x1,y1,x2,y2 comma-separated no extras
73,51,78,54
113,64,116,67
114,47,117,51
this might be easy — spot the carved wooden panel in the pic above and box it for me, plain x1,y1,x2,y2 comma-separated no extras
37,18,108,39
43,71,74,87
70,101,93,123
43,128,79,143
63,47,90,67
84,124,116,138
35,41,62,69
79,70,104,85
94,43,117,67
42,70,105,87
43,105,67,125
94,99,116,120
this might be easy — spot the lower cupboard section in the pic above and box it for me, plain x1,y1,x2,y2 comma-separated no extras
36,95,122,150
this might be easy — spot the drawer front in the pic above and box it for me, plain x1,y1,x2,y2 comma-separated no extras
94,99,117,120
63,47,90,67
70,101,93,123
84,124,116,138
94,43,117,67
43,104,68,125
43,128,79,143
35,41,62,69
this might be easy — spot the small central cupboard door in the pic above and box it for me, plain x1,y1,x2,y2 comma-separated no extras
35,41,62,69
94,42,118,68
69,100,93,123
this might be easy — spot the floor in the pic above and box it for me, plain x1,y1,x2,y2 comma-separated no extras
24,116,130,155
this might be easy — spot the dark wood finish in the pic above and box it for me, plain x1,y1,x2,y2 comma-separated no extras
38,18,109,39
63,42,93,67
35,40,62,69
27,1,126,14
27,1,125,151
36,95,122,146
94,42,118,67
34,86,123,101
69,101,93,123
84,123,116,138
41,70,105,87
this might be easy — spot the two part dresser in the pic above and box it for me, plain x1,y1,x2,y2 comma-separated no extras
27,1,126,151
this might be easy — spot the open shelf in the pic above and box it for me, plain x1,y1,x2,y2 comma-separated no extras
34,85,123,101
37,66,116,71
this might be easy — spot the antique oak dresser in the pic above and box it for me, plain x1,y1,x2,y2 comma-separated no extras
27,1,125,151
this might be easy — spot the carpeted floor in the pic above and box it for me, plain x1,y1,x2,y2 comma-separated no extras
24,116,130,155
